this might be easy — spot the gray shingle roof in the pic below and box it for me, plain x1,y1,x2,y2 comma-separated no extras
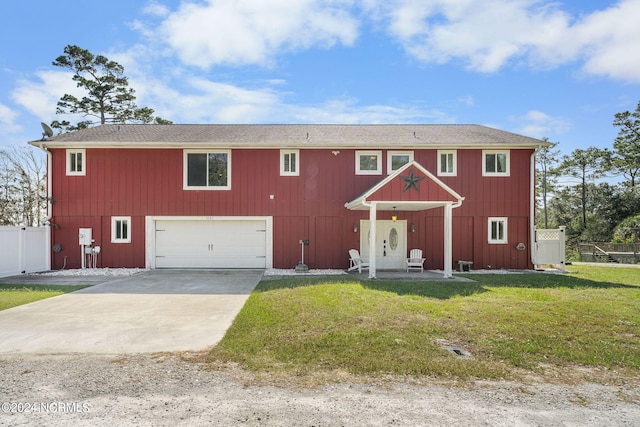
32,124,547,148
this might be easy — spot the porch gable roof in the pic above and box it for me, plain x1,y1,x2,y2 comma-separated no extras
344,161,464,211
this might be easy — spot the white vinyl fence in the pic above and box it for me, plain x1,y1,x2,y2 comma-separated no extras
0,227,49,278
534,226,566,270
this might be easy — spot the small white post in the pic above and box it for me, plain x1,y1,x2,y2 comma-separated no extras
443,203,453,278
295,239,309,272
369,203,377,279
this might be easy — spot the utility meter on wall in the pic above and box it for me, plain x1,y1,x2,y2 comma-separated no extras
79,228,93,246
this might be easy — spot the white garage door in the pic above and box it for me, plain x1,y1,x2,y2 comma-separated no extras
155,220,267,268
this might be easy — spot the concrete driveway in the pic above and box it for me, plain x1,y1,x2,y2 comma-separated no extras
0,270,263,354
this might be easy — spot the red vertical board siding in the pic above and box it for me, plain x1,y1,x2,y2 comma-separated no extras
49,147,534,269
50,216,102,270
452,216,474,263
274,216,309,268
315,216,345,268
423,215,444,269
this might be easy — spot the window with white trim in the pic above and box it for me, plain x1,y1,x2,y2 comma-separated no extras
488,217,508,244
356,151,382,175
280,150,299,176
184,150,231,190
483,150,510,176
437,150,457,176
387,151,413,174
112,216,131,243
66,149,86,176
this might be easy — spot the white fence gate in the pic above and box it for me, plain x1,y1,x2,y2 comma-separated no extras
0,227,49,278
534,227,566,270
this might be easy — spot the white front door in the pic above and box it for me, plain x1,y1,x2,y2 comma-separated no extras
360,220,407,270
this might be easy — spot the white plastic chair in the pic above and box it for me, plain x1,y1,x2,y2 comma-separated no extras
406,249,426,272
348,249,370,273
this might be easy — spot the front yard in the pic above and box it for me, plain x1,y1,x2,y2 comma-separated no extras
0,284,88,310
208,265,640,384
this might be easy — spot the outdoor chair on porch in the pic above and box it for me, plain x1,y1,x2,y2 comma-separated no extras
348,249,370,273
406,249,426,272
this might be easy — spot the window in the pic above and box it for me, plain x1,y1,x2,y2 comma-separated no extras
488,217,508,244
356,151,382,175
387,151,413,174
437,150,457,176
184,150,231,190
280,150,299,176
66,149,86,176
112,216,131,243
483,150,510,176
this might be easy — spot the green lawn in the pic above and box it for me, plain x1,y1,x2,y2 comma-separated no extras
208,265,640,384
0,284,89,310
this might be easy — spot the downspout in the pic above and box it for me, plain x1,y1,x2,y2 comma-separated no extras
443,197,465,278
530,146,542,268
37,143,53,271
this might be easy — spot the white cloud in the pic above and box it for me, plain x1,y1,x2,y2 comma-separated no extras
568,0,640,82
169,77,283,123
286,97,454,124
11,71,79,122
365,0,571,72
0,103,21,134
131,0,640,85
113,18,451,124
142,1,170,17
131,74,453,125
154,0,359,68
365,0,640,82
513,110,571,138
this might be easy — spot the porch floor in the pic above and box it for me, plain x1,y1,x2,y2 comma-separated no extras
263,269,476,282
348,270,476,282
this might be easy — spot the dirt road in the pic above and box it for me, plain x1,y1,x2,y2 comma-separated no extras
1,353,638,426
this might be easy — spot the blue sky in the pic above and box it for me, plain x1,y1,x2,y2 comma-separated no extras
1,0,639,160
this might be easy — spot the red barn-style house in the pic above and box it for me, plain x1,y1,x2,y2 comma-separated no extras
30,124,549,278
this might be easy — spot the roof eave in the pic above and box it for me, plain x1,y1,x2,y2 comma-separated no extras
30,140,549,150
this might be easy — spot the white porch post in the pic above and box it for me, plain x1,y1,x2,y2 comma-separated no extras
369,202,377,279
443,203,453,278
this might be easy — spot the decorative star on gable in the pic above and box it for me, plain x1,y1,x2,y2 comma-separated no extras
401,169,424,192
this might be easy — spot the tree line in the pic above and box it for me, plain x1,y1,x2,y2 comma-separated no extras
537,101,640,246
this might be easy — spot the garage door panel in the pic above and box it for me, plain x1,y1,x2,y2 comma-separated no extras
155,220,267,268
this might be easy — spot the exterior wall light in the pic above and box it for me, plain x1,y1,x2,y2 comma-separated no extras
410,223,416,233
391,207,397,222
353,224,358,233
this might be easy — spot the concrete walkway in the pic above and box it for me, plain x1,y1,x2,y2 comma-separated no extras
0,270,263,354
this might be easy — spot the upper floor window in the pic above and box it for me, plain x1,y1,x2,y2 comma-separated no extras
387,151,413,174
437,150,457,176
184,150,231,190
112,216,131,243
356,150,382,175
483,150,510,176
280,150,299,176
66,149,86,176
488,217,508,244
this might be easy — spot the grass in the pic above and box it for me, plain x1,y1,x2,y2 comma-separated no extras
0,284,89,310
208,265,640,384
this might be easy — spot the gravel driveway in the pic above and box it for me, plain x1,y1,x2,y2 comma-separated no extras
1,353,639,426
